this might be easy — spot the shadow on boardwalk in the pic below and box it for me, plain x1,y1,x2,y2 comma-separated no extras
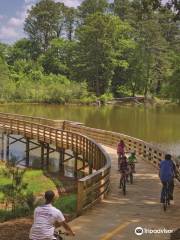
0,146,179,240
69,146,180,240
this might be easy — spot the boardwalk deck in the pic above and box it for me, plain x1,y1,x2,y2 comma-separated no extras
69,146,180,240
0,113,179,240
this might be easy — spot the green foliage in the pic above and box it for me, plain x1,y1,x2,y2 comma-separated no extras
54,194,77,214
7,39,38,65
76,13,134,95
80,94,97,104
0,0,179,102
0,157,29,212
78,0,109,19
0,207,31,222
24,0,66,52
165,53,180,102
99,93,113,104
41,38,76,76
115,85,132,97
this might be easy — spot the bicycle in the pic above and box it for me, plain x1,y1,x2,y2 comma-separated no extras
128,163,134,184
54,230,69,240
120,171,127,195
162,182,170,212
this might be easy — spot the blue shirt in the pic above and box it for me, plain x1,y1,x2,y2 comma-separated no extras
160,160,174,182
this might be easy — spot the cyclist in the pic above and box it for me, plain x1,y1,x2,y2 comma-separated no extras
117,140,126,170
128,151,136,173
159,154,176,203
29,190,75,240
119,156,129,188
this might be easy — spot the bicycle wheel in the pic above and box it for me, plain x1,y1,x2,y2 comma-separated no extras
130,173,133,184
163,192,168,212
123,177,126,195
163,184,169,212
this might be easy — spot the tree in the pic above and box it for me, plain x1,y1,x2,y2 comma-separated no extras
158,7,180,50
165,53,180,102
24,0,65,52
0,157,28,212
0,56,10,99
76,13,134,95
165,0,180,21
64,7,77,41
78,0,109,19
0,42,8,60
112,0,132,21
6,38,41,65
41,38,76,76
131,18,169,97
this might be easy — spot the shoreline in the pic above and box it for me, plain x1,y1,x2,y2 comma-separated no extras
0,97,177,107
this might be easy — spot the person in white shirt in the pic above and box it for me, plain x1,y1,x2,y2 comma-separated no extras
29,190,75,240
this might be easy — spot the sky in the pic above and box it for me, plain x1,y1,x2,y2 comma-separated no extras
0,0,168,44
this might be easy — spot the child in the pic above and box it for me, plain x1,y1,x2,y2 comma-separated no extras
119,156,129,188
117,140,126,170
128,152,136,173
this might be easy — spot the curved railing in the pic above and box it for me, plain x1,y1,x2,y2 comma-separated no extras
0,114,111,214
0,111,179,211
64,121,180,182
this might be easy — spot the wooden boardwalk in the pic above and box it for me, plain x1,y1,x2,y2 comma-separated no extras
0,113,179,240
69,146,180,240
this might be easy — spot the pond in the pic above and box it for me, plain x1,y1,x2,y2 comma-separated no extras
0,103,180,155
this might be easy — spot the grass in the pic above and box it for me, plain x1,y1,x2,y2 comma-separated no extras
0,167,57,200
24,170,57,194
54,194,77,214
0,163,77,222
0,193,77,222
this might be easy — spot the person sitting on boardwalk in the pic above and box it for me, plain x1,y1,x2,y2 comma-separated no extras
117,140,126,170
128,152,136,173
159,154,176,203
119,156,129,188
29,190,75,240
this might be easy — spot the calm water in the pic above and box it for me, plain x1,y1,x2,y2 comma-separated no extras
0,103,180,155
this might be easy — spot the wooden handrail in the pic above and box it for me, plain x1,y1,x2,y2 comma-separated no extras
64,120,180,182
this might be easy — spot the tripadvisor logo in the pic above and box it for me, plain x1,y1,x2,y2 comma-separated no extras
135,227,144,236
135,226,174,236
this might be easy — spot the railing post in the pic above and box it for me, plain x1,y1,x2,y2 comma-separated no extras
59,147,65,174
89,142,93,174
74,151,78,178
6,134,10,161
46,143,50,170
1,132,4,159
26,138,30,167
41,142,45,169
77,180,84,215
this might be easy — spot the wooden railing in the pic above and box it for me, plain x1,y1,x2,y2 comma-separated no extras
0,115,111,214
0,112,179,211
64,121,180,182
0,112,64,129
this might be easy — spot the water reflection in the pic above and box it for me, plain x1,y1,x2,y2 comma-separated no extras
0,133,78,177
0,104,180,154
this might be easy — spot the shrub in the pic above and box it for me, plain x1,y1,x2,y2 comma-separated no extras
99,93,113,104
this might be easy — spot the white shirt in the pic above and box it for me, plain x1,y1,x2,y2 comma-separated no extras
29,204,65,240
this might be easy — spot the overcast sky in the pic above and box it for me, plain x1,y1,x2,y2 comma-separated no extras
0,0,168,44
